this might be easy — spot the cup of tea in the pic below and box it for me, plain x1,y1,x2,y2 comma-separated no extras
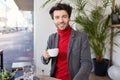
47,48,58,57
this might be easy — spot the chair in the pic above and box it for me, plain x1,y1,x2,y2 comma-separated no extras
0,50,3,70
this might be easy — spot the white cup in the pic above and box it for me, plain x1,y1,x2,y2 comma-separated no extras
47,48,58,57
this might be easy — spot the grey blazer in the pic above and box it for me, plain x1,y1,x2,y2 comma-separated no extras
41,29,92,80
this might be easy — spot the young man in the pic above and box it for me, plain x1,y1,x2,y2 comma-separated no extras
41,3,92,80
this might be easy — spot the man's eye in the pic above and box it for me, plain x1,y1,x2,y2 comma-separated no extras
63,15,67,18
55,16,59,19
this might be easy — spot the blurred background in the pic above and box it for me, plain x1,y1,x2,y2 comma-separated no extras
0,0,33,71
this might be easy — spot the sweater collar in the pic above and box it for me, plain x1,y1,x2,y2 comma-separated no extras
57,25,71,37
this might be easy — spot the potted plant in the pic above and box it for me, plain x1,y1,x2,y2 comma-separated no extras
0,69,16,80
42,0,120,76
74,0,112,76
72,0,120,76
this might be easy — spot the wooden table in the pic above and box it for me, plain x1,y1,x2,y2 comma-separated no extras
35,75,61,80
15,74,61,80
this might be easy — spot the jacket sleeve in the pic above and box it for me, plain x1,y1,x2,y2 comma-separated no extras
73,33,92,80
41,34,53,64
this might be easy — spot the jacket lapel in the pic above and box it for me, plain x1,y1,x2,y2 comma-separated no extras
54,33,59,48
68,29,75,60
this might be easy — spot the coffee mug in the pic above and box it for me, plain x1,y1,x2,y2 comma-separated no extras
47,48,58,57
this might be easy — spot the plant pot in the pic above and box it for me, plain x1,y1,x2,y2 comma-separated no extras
93,58,109,76
10,76,14,80
111,13,120,24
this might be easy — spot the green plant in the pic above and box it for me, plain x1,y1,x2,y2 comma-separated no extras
0,69,15,80
74,0,111,62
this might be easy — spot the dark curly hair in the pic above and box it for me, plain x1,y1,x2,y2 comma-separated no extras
49,3,72,19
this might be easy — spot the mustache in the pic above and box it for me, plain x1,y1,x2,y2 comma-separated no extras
59,22,65,24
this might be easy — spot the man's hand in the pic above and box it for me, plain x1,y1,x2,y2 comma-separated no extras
43,50,50,60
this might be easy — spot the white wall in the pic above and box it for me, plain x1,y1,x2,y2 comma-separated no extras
34,0,56,75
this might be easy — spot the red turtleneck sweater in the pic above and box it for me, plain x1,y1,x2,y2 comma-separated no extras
55,26,71,80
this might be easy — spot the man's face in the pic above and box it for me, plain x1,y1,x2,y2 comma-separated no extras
52,10,70,30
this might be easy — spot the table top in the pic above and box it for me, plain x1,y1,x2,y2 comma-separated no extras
15,75,61,80
14,68,61,80
35,75,61,80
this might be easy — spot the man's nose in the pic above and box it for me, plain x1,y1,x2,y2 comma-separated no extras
59,17,64,22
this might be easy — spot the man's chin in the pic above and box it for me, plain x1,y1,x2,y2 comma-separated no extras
57,26,65,30
59,27,66,30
